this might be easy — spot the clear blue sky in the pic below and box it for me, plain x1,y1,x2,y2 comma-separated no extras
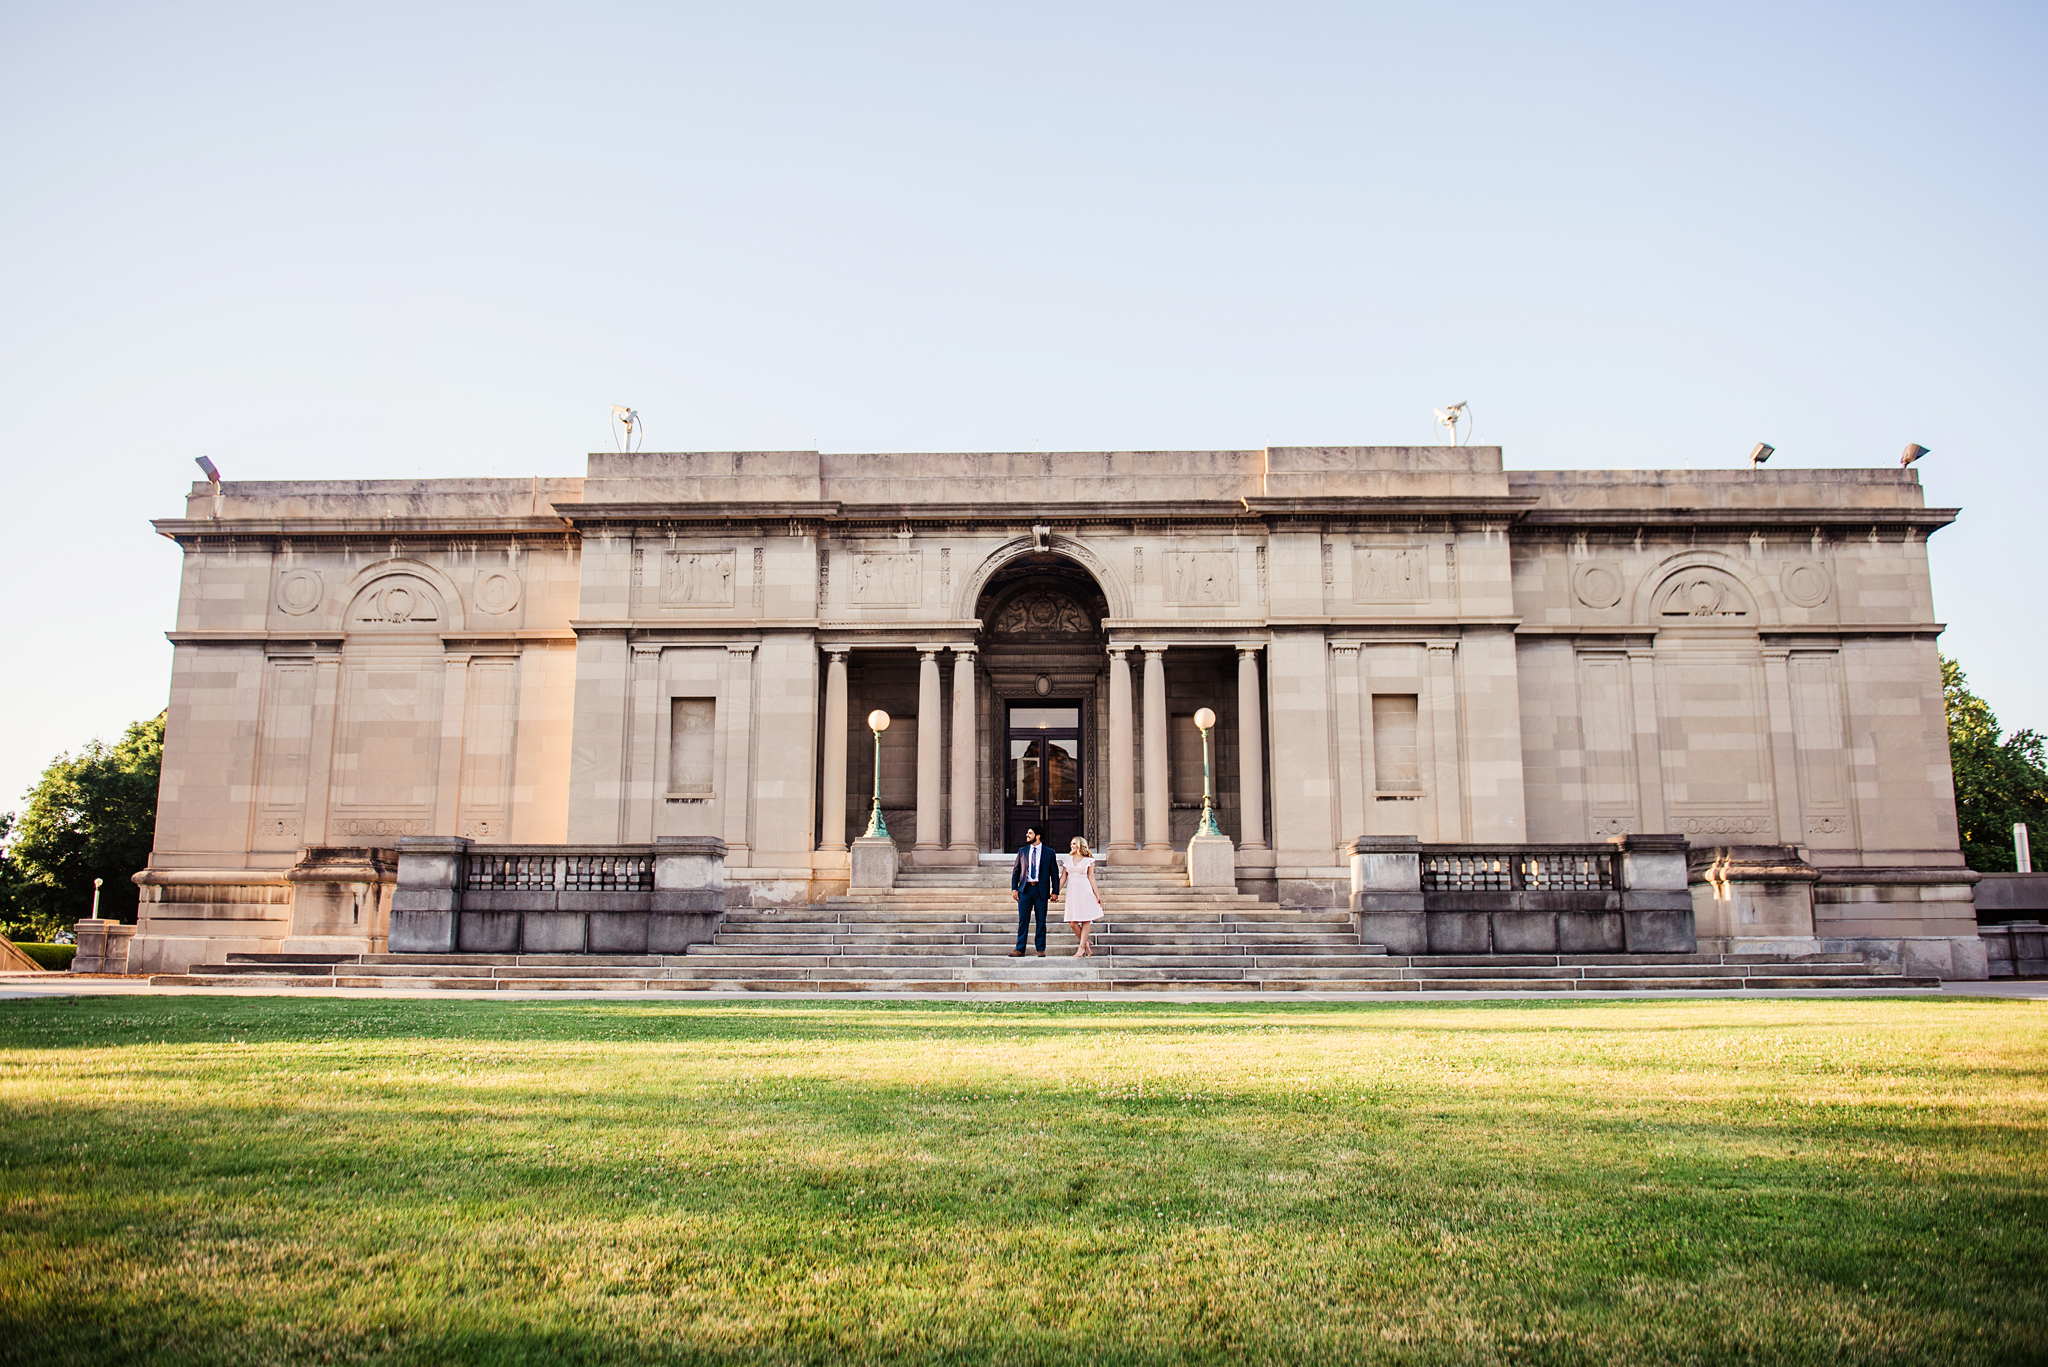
1,1,2042,810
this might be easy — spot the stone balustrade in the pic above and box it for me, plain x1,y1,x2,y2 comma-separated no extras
390,837,727,955
1347,834,1694,955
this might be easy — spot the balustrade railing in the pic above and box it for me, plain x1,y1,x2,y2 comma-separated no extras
1420,849,1618,893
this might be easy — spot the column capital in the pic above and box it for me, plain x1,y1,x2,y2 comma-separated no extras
631,643,663,659
1107,644,1132,660
826,647,849,663
1426,641,1457,656
951,642,978,657
1331,643,1361,657
1140,640,1170,656
917,647,942,662
1236,643,1264,659
725,643,757,659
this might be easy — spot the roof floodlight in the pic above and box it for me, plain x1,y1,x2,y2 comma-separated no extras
194,455,221,483
1749,443,1774,467
1901,443,1930,467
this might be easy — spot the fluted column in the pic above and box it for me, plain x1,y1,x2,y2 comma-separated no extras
820,649,849,850
1108,645,1136,852
1237,646,1267,849
950,646,978,854
914,648,944,855
1141,644,1170,849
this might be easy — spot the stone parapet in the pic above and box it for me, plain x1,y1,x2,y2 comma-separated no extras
1345,836,1694,955
391,839,726,955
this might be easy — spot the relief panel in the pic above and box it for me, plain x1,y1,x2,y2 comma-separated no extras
661,551,736,607
1353,545,1428,603
1165,551,1237,606
852,553,922,607
349,575,443,628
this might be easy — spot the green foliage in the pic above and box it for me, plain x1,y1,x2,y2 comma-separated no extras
3,713,164,934
12,943,75,970
1943,658,2048,871
0,997,2041,1365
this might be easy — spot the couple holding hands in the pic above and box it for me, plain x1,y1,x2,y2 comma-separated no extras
1008,826,1104,957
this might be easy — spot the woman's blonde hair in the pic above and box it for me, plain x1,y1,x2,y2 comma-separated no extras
1069,837,1092,858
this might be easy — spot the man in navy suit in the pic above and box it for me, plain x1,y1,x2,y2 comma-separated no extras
1009,826,1061,957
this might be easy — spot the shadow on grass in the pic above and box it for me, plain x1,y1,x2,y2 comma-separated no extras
0,993,2030,1053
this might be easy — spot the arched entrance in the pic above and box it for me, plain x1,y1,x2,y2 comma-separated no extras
975,556,1109,852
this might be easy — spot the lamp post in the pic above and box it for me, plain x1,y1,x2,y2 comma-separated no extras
863,710,892,839
90,877,103,919
1192,707,1222,837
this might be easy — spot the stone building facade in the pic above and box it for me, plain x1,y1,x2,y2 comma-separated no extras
131,446,1986,977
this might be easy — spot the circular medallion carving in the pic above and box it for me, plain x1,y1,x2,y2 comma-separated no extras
1571,562,1624,610
1035,674,1052,696
1782,562,1831,608
475,569,522,614
276,569,323,616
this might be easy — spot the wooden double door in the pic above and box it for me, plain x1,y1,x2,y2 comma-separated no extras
1003,703,1083,854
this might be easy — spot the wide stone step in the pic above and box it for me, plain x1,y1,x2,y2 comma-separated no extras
150,973,338,987
188,962,346,976
225,953,363,965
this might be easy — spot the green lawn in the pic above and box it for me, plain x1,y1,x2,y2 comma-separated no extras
0,997,2042,1366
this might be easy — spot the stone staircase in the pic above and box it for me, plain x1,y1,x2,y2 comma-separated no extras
151,859,1943,994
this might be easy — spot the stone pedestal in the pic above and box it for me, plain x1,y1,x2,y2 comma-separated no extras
1614,833,1696,953
650,836,728,951
390,837,469,954
1689,845,1820,956
1347,837,1425,953
1186,832,1236,889
70,920,136,974
849,836,899,891
286,846,400,955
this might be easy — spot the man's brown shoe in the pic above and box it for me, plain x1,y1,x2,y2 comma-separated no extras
1007,950,1025,958
1036,950,1047,957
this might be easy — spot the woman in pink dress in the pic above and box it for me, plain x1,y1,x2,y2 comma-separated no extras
1060,837,1105,957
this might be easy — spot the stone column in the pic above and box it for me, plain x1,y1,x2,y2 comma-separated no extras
950,646,978,856
820,650,849,850
1141,644,1170,850
721,645,755,858
432,654,471,837
914,648,944,857
1107,646,1136,853
1237,646,1267,849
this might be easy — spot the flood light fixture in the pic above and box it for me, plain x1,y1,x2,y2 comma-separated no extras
1749,443,1774,467
1901,443,1930,467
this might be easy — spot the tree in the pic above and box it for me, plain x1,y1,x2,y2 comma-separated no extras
5,713,165,934
1944,658,2048,872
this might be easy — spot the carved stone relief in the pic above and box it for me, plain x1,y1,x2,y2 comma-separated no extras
275,569,324,616
1654,568,1753,619
474,570,522,615
333,818,429,838
1166,551,1236,606
992,590,1095,636
1571,562,1625,610
852,553,922,606
661,551,735,606
1781,562,1832,608
349,576,442,627
1354,546,1428,603
1674,815,1773,835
